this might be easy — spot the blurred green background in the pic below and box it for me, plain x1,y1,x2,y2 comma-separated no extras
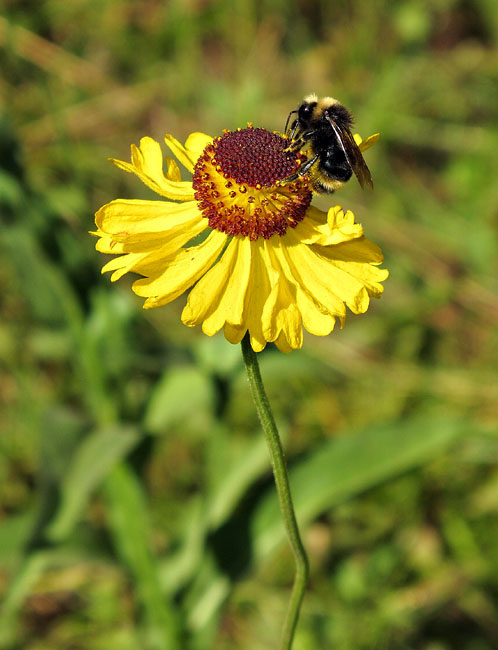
1,1,498,648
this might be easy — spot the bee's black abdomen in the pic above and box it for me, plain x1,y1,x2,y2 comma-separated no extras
320,146,352,182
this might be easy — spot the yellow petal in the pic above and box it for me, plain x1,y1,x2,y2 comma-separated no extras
323,236,384,264
133,229,228,308
223,323,247,345
102,252,149,282
182,237,252,335
100,214,208,282
110,137,194,201
354,132,380,152
271,240,336,337
165,157,182,181
164,134,197,173
291,206,330,244
261,243,303,351
94,227,170,255
243,240,272,352
318,238,389,298
184,132,213,162
182,237,240,327
285,230,368,318
294,205,364,247
274,332,294,354
93,231,126,254
96,199,202,236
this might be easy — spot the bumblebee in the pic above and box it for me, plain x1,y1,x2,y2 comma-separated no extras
284,93,373,193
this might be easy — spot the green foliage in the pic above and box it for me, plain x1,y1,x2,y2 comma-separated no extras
1,0,498,648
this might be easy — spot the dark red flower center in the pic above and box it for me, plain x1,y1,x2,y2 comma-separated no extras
192,126,312,240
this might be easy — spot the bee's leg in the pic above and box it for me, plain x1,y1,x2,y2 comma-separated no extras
285,134,313,154
284,129,316,152
297,129,315,142
284,139,304,153
284,110,298,135
297,153,319,175
283,153,319,182
288,119,302,141
284,128,304,151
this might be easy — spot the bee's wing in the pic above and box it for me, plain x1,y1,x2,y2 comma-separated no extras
325,116,374,190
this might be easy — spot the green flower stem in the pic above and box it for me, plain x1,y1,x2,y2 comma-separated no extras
241,334,309,650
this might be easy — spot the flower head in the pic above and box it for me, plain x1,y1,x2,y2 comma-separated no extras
93,126,387,352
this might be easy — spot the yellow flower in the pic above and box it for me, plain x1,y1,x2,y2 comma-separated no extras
93,127,387,353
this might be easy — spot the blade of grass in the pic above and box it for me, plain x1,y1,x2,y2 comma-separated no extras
104,462,182,650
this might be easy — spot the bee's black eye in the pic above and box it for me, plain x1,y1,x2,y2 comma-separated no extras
298,102,316,123
300,103,314,115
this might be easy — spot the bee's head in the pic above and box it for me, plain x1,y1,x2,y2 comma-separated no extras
298,99,317,127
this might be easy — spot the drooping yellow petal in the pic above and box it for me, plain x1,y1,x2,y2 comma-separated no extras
261,243,303,352
285,229,370,319
182,237,252,335
242,239,273,352
110,137,195,201
223,322,247,345
203,237,252,332
94,200,208,279
92,231,126,255
317,238,389,298
278,242,346,323
133,229,228,309
96,199,202,236
103,252,150,282
274,332,294,354
100,216,208,282
271,239,336,337
181,238,238,327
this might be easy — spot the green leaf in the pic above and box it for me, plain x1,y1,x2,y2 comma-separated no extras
47,426,140,542
144,365,215,436
104,463,181,650
0,550,54,647
252,414,467,560
0,508,39,564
